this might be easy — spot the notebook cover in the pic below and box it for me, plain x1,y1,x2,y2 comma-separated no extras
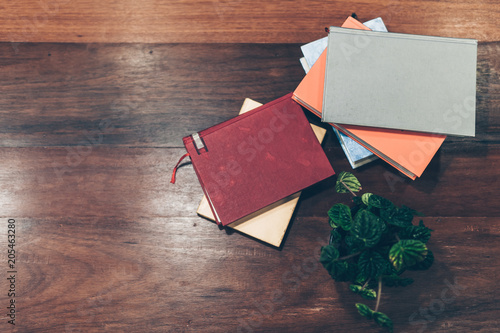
333,124,445,179
292,17,446,179
323,27,478,136
197,98,327,247
184,93,334,226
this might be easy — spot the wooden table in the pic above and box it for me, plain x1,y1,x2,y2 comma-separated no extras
0,1,498,332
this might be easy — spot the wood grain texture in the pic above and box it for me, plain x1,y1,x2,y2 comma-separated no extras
0,216,498,332
0,43,304,147
0,0,499,43
0,42,498,147
0,3,499,331
0,144,499,220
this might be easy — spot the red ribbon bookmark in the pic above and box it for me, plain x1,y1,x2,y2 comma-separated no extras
170,153,190,184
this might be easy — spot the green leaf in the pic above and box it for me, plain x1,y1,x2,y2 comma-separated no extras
335,171,362,194
358,250,390,279
399,205,418,224
327,260,358,282
399,224,432,243
320,244,358,281
355,303,374,319
379,206,397,224
382,274,414,287
407,249,434,271
363,193,394,210
389,240,428,271
329,228,342,246
351,209,383,248
350,284,377,300
344,235,365,253
373,311,394,332
381,206,414,227
319,244,339,272
361,288,377,300
403,205,424,217
327,204,353,231
379,218,388,234
354,273,368,285
328,261,347,280
319,244,358,281
361,193,373,206
350,284,363,293
352,196,364,206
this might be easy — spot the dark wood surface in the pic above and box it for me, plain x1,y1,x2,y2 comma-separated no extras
0,4,499,333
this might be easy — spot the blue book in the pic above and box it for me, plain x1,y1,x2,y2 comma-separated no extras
333,128,378,169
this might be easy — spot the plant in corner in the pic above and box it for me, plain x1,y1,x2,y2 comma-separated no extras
320,172,434,332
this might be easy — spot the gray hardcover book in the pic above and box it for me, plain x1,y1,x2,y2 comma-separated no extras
322,27,478,136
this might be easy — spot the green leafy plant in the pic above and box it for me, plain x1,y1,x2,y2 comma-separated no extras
320,172,434,332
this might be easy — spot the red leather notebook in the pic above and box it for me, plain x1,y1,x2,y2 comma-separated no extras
183,93,335,226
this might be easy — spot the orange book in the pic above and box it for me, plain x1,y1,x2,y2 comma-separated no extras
293,17,446,179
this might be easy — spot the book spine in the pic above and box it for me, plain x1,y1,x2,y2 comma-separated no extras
182,138,223,225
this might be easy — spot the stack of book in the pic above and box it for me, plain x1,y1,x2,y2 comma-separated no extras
196,98,329,247
293,15,477,179
299,16,388,169
175,15,477,247
177,93,335,247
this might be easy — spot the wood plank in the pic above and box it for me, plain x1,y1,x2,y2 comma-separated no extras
0,43,304,147
0,145,498,220
0,42,498,147
0,216,497,332
0,147,203,219
0,1,498,43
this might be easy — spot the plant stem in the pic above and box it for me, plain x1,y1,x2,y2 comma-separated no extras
341,180,357,197
375,276,382,312
395,233,401,242
338,251,362,261
361,277,371,290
